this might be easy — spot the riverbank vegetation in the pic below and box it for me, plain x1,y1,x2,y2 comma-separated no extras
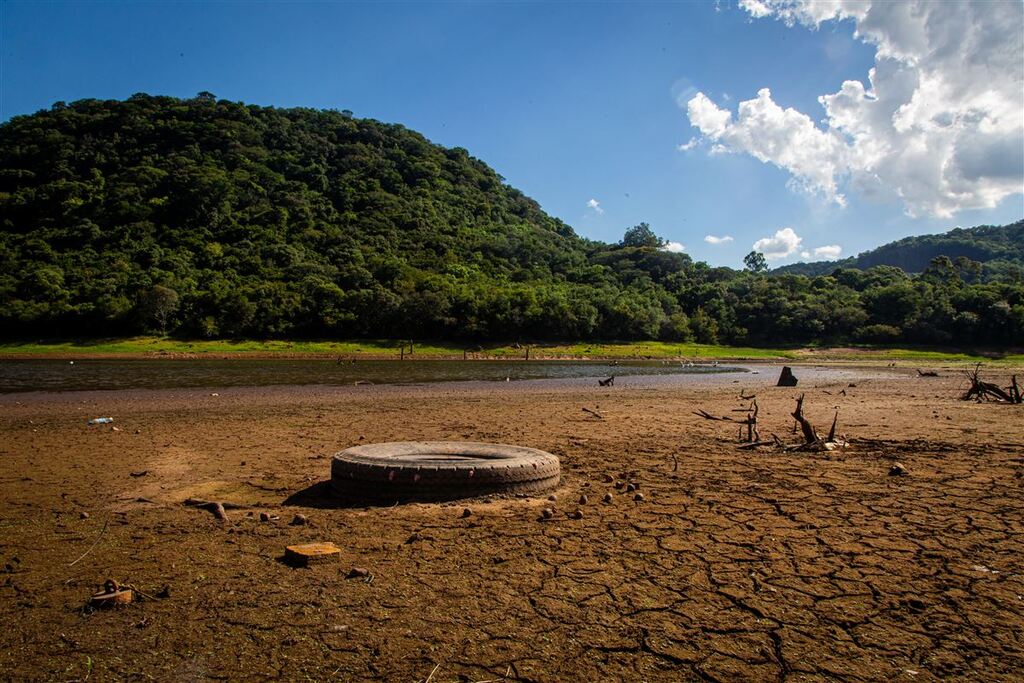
2,94,1022,348
2,337,1021,364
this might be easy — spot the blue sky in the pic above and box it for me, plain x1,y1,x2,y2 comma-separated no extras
2,1,1022,267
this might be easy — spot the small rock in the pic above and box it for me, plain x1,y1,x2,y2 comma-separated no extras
602,493,613,504
259,512,271,522
601,473,614,483
625,483,636,493
578,494,589,505
134,429,141,434
156,585,171,599
633,493,645,502
284,542,341,566
569,509,584,520
110,426,121,432
461,508,472,518
290,514,309,526
406,532,421,544
347,567,370,579
889,463,908,477
541,508,554,519
614,481,625,490
79,511,90,520
547,494,557,502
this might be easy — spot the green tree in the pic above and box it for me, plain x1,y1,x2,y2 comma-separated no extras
743,251,768,273
139,285,180,334
621,223,665,249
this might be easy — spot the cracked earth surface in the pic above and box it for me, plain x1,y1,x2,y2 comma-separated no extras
1,365,1022,681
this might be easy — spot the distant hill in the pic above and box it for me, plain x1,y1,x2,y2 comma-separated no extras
774,221,1024,279
0,94,695,340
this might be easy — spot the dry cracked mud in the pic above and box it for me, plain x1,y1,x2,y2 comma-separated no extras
1,365,1021,681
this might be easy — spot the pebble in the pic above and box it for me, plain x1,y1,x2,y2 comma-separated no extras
541,508,554,519
569,509,584,520
889,463,908,477
259,512,271,522
633,493,645,502
601,474,614,483
80,511,90,520
578,494,589,505
461,508,472,518
625,483,636,493
602,493,613,504
547,494,557,502
290,514,309,526
347,567,370,579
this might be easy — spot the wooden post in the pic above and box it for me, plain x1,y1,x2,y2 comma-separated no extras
525,346,530,361
400,345,405,360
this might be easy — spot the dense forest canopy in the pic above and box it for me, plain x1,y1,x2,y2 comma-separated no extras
1,94,1022,347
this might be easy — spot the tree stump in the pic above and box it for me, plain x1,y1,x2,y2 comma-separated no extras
777,366,798,387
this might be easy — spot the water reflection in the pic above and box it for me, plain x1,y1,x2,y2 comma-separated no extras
0,359,746,394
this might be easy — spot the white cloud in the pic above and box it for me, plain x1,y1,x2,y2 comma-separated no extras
662,241,686,253
739,0,774,19
704,234,734,245
685,1,1024,218
753,227,802,260
678,137,700,152
687,92,732,139
687,88,849,205
813,244,843,259
586,198,604,215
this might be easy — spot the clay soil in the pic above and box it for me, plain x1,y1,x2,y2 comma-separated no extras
1,365,1022,682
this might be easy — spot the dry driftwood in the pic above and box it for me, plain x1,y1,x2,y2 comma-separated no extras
961,364,1021,403
182,498,246,521
581,407,604,420
598,376,615,387
791,393,819,444
696,395,845,452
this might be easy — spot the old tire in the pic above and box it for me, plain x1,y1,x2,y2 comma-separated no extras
331,441,560,503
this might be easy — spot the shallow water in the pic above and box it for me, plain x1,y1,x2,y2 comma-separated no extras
0,359,746,394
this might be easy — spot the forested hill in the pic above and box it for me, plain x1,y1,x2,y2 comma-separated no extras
1,94,1022,347
774,221,1024,279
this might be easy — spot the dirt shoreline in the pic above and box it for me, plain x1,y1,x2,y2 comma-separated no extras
1,364,1022,681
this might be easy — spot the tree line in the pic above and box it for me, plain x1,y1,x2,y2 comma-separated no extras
1,94,1021,347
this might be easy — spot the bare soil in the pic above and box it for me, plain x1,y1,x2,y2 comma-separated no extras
1,365,1022,682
